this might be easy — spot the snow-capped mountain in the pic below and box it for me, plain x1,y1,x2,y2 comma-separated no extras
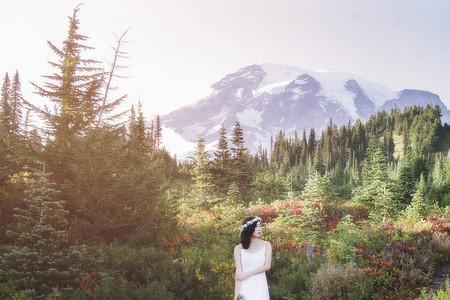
161,63,449,156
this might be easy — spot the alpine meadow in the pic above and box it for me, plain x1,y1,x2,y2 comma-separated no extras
1,4,450,300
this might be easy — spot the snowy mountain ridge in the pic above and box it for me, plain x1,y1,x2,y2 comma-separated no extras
161,63,449,158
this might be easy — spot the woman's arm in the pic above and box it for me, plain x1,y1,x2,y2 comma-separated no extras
237,241,272,280
234,279,241,300
234,245,243,300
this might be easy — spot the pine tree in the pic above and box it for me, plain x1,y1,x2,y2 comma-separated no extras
0,73,12,134
307,128,316,157
136,102,146,150
128,102,147,153
372,183,397,221
129,104,137,139
403,174,428,220
214,124,231,169
313,145,326,175
192,138,214,203
1,171,88,298
230,121,251,199
396,155,416,205
10,71,23,135
227,182,240,204
300,173,325,242
154,115,162,152
29,7,103,145
211,124,231,194
26,6,128,153
302,171,335,204
353,137,397,216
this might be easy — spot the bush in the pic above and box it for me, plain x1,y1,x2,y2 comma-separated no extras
271,258,320,299
0,283,32,300
93,273,174,300
92,245,188,297
325,215,369,262
418,279,450,300
310,262,372,300
430,233,450,263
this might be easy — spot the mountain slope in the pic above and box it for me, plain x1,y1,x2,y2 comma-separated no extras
162,64,449,154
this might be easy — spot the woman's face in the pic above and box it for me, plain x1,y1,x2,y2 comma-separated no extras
252,221,263,238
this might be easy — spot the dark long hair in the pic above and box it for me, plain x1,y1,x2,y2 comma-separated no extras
240,216,260,249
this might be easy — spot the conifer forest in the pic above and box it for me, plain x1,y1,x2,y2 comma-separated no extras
1,7,450,300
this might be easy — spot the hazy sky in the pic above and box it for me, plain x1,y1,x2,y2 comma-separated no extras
1,0,450,118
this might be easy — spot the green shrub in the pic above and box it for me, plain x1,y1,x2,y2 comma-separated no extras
271,258,320,299
0,283,32,300
310,262,373,300
418,279,450,300
325,215,369,262
93,273,174,300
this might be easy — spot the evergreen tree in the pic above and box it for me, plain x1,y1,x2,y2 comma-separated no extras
353,137,397,215
19,7,133,242
128,102,147,153
300,173,326,242
192,137,214,203
0,171,88,298
372,183,397,221
403,174,428,220
300,201,324,243
226,182,240,204
10,71,23,135
154,115,162,152
0,73,12,134
313,145,326,175
301,171,334,204
396,155,416,205
29,7,104,145
211,124,231,195
230,121,251,199
307,128,316,157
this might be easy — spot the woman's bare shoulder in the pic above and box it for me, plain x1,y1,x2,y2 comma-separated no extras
234,244,243,251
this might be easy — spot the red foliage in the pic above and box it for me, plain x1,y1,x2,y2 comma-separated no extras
380,221,396,235
161,237,176,251
343,205,369,221
248,204,278,222
386,240,415,256
426,214,450,234
172,233,191,248
355,246,366,255
80,271,101,300
274,240,303,252
277,200,304,216
363,266,381,278
325,214,340,231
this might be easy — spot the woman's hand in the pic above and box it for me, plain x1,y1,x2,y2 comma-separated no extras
235,271,250,281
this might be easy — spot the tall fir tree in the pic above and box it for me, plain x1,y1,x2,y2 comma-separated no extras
0,73,12,135
313,144,326,175
1,171,89,298
154,115,162,152
10,71,24,135
300,173,325,242
230,121,251,200
403,174,428,220
29,7,103,145
353,137,397,215
211,124,231,195
307,128,316,157
192,137,214,203
302,171,335,204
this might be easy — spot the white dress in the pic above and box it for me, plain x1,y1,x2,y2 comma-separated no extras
238,244,270,300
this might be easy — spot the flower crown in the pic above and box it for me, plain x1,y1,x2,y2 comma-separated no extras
240,216,262,232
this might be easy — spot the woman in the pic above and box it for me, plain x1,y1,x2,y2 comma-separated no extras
234,216,272,300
